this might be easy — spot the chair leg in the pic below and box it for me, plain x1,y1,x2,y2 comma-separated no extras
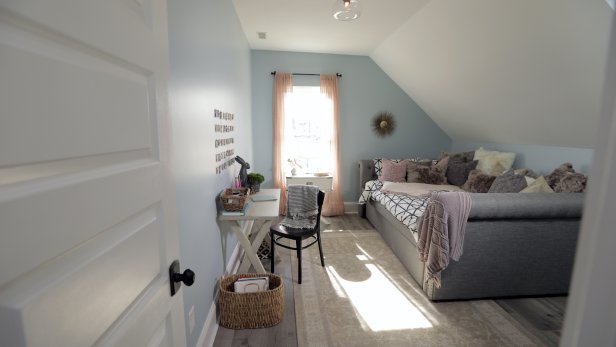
317,231,325,267
270,232,275,273
296,239,302,284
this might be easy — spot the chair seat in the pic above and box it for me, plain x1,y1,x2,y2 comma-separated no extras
270,223,317,240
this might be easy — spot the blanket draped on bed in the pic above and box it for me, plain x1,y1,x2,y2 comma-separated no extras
417,191,472,288
281,185,319,229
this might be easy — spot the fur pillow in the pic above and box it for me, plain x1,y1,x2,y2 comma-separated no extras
439,151,475,163
555,173,587,193
407,157,449,185
546,163,588,192
461,169,496,193
379,159,409,182
446,160,478,186
473,147,516,176
521,176,554,193
546,163,576,189
488,169,527,193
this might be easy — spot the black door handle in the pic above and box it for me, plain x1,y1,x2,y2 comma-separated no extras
169,260,195,296
174,268,195,286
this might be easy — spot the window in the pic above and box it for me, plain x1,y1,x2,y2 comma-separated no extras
283,86,333,174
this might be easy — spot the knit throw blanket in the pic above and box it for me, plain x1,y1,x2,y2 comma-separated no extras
281,185,320,229
417,191,472,288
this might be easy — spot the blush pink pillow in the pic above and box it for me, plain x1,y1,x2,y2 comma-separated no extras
379,159,409,182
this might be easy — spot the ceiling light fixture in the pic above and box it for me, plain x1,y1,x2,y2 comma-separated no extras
332,0,361,21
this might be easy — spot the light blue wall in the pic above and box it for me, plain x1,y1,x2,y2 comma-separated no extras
251,50,451,201
168,1,252,346
452,140,594,174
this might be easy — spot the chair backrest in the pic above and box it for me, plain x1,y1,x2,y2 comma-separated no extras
315,190,325,230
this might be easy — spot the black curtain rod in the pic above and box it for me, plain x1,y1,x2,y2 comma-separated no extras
271,71,342,77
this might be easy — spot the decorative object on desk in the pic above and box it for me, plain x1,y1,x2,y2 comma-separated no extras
247,172,265,193
287,158,302,176
372,111,396,137
235,156,250,187
220,188,250,212
313,172,330,177
218,273,284,329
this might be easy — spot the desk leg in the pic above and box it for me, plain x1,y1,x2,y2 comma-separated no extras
219,220,266,274
238,219,272,274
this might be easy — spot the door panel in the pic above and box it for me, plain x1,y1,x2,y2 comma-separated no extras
1,208,161,347
0,163,162,288
0,0,185,346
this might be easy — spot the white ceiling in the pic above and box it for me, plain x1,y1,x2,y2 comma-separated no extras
231,0,430,55
232,0,613,149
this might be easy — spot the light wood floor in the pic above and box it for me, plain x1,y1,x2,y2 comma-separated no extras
213,214,567,347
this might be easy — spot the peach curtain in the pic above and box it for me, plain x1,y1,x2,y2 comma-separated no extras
273,73,293,215
320,75,345,216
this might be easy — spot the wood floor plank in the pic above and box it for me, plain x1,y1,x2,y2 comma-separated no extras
214,214,568,347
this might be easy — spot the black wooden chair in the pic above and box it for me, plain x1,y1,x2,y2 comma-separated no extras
270,190,325,284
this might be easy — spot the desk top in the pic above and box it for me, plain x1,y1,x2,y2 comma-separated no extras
218,188,281,221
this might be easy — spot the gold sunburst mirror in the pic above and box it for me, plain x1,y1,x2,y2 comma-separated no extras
372,111,396,137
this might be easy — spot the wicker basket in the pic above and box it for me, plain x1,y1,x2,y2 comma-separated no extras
220,188,250,212
218,273,284,329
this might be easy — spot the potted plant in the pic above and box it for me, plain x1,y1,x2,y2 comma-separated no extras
247,172,265,193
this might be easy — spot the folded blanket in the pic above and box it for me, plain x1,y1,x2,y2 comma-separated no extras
281,185,320,229
417,191,472,288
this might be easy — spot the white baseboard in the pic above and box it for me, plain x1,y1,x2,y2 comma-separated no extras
344,201,358,213
196,243,242,347
197,302,218,347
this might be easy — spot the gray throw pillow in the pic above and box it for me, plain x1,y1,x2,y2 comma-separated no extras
488,169,527,193
446,160,478,186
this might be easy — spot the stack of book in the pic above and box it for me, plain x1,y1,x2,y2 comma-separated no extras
233,276,270,293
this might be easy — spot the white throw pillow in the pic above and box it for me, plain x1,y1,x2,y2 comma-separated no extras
473,147,516,176
521,176,554,193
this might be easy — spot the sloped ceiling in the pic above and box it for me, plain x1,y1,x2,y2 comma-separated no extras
371,0,613,148
233,0,613,149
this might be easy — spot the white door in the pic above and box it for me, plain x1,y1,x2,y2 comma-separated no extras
0,1,187,346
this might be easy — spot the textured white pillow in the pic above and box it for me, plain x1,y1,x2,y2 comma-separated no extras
473,147,516,176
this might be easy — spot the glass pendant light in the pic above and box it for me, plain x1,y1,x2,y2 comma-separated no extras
332,0,361,21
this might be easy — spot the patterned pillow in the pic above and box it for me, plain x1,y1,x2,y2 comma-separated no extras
374,158,399,177
379,159,409,182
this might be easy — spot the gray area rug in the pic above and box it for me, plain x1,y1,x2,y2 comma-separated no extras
291,228,545,347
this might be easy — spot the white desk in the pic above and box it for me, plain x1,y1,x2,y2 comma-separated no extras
217,189,280,274
286,175,333,192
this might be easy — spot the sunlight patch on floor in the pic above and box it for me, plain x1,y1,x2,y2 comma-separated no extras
326,263,433,331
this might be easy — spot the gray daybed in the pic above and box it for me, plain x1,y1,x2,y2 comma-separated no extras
358,160,584,301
